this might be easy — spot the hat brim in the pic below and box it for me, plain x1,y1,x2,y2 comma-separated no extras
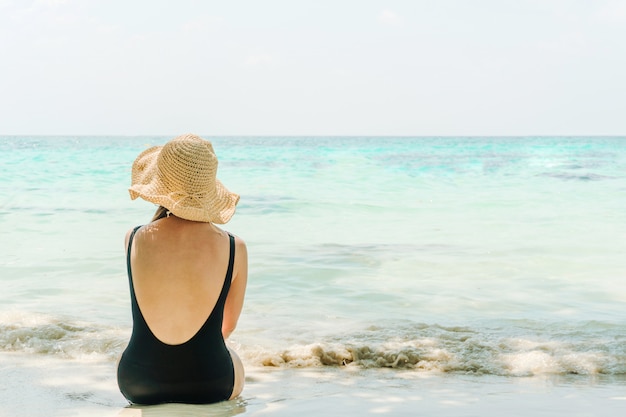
129,145,240,224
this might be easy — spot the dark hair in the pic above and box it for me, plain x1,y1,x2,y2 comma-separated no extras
152,206,169,222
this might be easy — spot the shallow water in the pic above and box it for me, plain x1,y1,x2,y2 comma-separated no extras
1,136,626,414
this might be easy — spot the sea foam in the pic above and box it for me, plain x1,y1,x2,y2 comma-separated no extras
3,312,623,376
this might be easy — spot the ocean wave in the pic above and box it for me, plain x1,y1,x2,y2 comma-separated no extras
0,312,127,361
1,313,625,376
245,323,626,376
252,339,626,376
537,172,618,181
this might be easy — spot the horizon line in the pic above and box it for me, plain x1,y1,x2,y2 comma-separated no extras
1,134,625,138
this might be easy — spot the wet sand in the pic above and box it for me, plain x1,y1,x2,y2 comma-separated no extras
1,352,625,417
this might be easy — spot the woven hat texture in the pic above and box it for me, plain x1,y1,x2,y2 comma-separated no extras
129,134,239,223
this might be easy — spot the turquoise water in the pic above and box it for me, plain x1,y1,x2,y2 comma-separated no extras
1,136,625,376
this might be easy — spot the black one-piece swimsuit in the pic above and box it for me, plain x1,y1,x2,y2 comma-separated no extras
117,226,235,404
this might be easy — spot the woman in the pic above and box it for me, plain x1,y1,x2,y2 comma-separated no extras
117,134,247,404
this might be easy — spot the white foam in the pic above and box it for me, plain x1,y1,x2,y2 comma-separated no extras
2,311,625,377
0,311,129,361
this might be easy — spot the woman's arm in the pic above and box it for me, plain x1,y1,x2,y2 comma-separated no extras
222,235,248,339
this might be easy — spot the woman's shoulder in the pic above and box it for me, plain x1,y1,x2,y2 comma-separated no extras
227,232,248,259
228,232,247,248
124,225,145,248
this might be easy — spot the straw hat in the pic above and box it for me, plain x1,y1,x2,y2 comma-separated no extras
129,134,239,223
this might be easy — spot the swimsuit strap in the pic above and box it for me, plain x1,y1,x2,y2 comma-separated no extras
217,232,236,304
126,225,143,293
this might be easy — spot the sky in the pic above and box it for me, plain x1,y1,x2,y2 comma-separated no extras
1,0,625,136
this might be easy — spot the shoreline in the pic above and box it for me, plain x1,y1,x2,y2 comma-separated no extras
1,352,625,417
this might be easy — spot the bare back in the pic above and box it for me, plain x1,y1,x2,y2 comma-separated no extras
127,216,234,345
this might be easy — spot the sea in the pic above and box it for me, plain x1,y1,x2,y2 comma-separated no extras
1,136,625,416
